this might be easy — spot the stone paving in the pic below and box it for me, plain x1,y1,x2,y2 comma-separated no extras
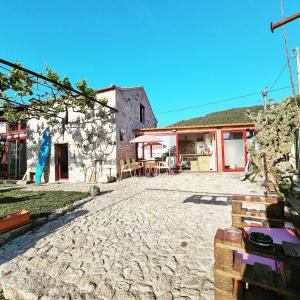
0,173,264,300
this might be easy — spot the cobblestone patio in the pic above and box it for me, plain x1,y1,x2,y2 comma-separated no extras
0,173,264,300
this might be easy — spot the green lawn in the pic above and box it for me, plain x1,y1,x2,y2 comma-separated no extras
0,182,16,188
0,190,90,218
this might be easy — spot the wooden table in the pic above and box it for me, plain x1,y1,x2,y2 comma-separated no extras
214,228,300,300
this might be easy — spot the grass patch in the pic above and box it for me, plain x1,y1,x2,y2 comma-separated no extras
0,190,90,218
0,182,16,188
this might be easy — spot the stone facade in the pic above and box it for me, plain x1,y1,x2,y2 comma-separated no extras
24,85,157,183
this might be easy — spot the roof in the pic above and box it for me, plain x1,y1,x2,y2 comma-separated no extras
95,84,145,94
96,85,157,123
134,122,255,134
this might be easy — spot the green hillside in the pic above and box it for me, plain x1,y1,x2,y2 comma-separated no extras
170,105,263,127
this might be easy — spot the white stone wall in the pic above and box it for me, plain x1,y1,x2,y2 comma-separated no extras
27,104,117,183
26,86,157,182
115,87,157,162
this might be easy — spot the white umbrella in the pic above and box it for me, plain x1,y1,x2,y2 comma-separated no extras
129,135,163,144
130,135,164,160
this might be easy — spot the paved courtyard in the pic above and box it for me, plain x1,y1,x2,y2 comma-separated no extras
0,173,264,300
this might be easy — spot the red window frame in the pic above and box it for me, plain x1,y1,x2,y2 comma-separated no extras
221,129,248,172
135,130,218,172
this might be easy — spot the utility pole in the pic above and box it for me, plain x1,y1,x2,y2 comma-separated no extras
262,87,268,110
293,47,300,95
261,87,269,182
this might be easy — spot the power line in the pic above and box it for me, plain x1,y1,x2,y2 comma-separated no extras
269,62,288,91
156,85,292,115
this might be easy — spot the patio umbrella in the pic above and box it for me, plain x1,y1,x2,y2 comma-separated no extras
129,135,164,159
129,135,164,144
145,142,166,158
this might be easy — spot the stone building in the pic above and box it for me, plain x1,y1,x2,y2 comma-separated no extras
0,85,157,183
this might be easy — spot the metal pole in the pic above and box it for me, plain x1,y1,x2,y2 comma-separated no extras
0,58,118,112
261,88,269,181
262,87,268,110
271,12,300,32
293,47,300,95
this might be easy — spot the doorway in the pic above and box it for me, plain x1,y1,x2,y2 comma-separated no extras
222,131,246,171
55,144,68,180
6,139,27,179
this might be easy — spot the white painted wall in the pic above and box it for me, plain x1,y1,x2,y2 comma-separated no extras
26,86,157,183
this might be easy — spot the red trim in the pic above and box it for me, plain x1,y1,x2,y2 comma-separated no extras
142,143,145,160
4,138,27,179
176,133,179,167
137,130,219,171
6,136,27,141
177,130,218,172
56,144,68,180
215,131,219,172
1,129,27,135
135,143,138,161
221,130,247,172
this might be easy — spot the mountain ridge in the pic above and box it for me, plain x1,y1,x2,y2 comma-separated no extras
168,105,263,127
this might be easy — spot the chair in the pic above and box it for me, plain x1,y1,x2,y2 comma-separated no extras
156,161,170,175
131,158,143,176
119,159,134,180
144,161,157,176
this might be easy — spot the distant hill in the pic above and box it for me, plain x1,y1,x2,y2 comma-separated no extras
169,105,263,127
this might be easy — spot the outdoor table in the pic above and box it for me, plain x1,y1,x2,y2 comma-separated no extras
214,227,300,299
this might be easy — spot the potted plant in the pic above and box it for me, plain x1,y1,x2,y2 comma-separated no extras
0,210,31,233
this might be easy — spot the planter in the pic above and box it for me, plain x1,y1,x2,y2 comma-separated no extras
0,210,31,233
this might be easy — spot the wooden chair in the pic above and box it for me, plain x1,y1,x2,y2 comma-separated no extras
119,159,134,180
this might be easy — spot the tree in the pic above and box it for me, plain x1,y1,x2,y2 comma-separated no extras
247,96,300,180
0,61,117,181
0,62,108,122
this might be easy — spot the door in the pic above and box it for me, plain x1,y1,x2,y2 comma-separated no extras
7,140,17,178
6,139,27,179
55,144,69,180
222,131,246,171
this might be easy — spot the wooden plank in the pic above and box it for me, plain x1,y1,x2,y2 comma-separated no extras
287,198,300,215
214,287,238,300
214,267,299,298
232,212,284,222
243,286,276,300
282,241,300,259
232,195,281,204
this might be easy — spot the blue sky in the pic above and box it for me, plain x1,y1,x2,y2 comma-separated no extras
2,0,300,126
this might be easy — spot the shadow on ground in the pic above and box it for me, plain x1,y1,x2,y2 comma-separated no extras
183,194,232,206
0,209,89,265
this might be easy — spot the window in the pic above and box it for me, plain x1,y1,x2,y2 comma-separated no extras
140,104,145,123
119,129,124,141
8,122,18,132
20,120,27,130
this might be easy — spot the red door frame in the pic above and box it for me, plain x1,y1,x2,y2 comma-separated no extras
56,144,68,180
221,129,247,172
176,130,218,172
135,131,218,172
